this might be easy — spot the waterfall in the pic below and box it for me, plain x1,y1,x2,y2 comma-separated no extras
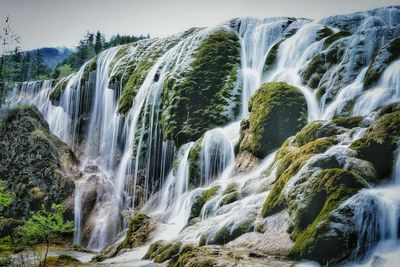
344,149,400,266
200,128,235,186
2,7,400,259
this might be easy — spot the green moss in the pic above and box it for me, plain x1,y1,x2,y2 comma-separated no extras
153,242,182,263
288,169,367,264
189,185,220,220
332,116,364,129
322,31,352,49
316,86,326,101
316,27,334,41
40,255,81,267
188,139,202,188
350,110,400,181
222,182,238,195
118,55,158,114
211,219,254,245
302,55,324,88
119,214,151,249
161,28,241,146
295,121,342,147
81,57,97,83
364,38,400,88
167,246,217,267
239,82,307,158
143,240,165,260
262,138,337,217
49,77,70,104
199,235,207,246
221,191,241,206
263,41,282,72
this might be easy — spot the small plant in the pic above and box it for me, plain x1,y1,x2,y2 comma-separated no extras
18,204,73,267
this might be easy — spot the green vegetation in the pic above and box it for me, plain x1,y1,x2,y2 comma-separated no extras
239,82,307,158
0,105,76,218
0,181,11,208
160,28,241,146
18,204,73,267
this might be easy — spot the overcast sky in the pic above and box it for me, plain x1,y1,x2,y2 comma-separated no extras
0,0,398,50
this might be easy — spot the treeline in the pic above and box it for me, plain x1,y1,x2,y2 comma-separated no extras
1,30,149,83
54,31,150,78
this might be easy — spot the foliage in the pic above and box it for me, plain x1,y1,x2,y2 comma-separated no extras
0,181,11,208
18,204,73,267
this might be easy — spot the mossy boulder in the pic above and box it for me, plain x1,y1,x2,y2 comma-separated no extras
207,219,254,245
350,109,400,181
288,169,367,264
143,241,182,263
262,138,337,216
322,31,352,50
364,38,400,88
49,78,70,105
189,186,220,220
294,120,344,147
239,82,307,158
119,214,154,248
0,105,78,218
161,28,241,147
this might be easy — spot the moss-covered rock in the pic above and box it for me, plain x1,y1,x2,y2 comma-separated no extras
188,138,202,188
322,31,352,50
288,169,367,264
0,105,78,218
332,116,364,129
350,109,400,181
119,214,154,249
262,138,337,216
364,38,400,88
239,82,308,158
209,219,254,245
49,78,70,105
161,28,241,147
143,241,182,263
263,41,282,72
294,120,343,147
189,186,220,220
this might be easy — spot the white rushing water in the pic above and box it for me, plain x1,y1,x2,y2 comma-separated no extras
2,6,400,264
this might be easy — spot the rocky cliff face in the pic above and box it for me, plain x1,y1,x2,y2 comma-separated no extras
0,105,80,219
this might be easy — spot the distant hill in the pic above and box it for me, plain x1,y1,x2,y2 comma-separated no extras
26,47,73,69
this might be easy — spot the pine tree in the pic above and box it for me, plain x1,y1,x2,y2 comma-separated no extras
94,31,105,54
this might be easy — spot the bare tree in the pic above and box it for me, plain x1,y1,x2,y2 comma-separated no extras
0,15,20,82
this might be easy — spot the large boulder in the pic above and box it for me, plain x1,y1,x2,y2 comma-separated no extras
161,28,241,147
239,82,307,158
0,105,80,218
260,115,380,264
350,106,400,182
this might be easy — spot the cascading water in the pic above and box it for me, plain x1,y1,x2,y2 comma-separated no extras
3,7,400,264
344,150,400,267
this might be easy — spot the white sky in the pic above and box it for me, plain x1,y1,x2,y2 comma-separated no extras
0,0,398,50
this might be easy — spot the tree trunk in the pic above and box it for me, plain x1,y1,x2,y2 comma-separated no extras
43,240,49,267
